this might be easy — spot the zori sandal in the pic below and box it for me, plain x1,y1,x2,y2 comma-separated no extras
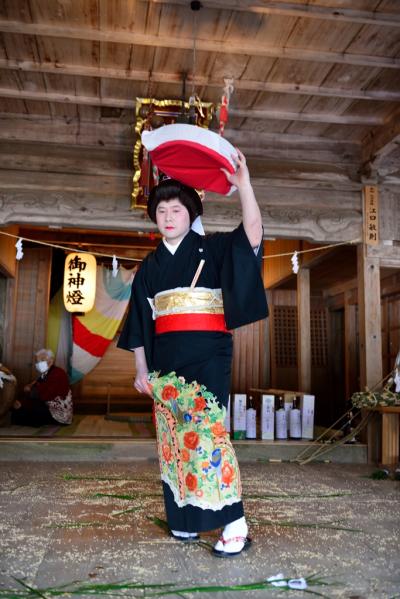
212,535,252,557
170,531,200,543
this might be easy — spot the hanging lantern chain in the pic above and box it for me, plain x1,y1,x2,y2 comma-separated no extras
190,1,201,98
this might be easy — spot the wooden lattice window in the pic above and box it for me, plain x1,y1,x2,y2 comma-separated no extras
273,306,328,369
311,309,328,367
273,306,297,367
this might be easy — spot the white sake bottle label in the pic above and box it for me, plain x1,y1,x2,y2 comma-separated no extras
290,409,302,438
285,402,292,431
246,408,257,439
275,409,287,439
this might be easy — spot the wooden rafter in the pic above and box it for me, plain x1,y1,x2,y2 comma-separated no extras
0,115,362,150
362,108,400,172
1,59,400,103
0,19,399,69
230,108,382,126
0,87,384,126
150,0,400,28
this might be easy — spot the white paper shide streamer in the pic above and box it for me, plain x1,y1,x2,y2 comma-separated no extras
291,250,299,274
267,574,307,590
15,238,24,260
112,254,119,278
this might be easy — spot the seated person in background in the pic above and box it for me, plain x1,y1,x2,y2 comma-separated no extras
12,348,73,427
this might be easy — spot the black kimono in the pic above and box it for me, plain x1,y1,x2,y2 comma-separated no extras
118,223,268,532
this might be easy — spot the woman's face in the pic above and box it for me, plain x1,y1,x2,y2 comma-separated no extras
35,351,53,374
155,198,191,245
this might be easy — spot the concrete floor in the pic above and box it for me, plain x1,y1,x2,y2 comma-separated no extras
0,457,399,598
0,438,368,464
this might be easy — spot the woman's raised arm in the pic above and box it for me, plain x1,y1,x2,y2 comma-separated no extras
221,149,262,248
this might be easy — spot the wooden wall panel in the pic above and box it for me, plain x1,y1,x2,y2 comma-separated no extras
388,296,400,371
8,247,52,390
0,274,7,361
382,292,400,378
2,271,17,366
231,317,268,394
77,336,153,413
301,240,331,268
268,289,331,422
263,239,300,288
0,225,18,277
269,303,298,389
269,290,297,388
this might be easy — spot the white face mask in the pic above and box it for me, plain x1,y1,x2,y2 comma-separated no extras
36,360,49,374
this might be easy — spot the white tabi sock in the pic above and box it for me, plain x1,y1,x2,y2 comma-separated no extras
214,517,248,553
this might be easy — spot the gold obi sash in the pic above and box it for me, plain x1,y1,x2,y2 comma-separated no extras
153,287,228,334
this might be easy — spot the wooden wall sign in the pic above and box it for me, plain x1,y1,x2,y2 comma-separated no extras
363,185,379,246
132,97,215,209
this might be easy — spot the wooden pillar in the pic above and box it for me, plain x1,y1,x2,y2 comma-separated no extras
297,267,311,392
344,291,358,400
269,303,277,388
357,245,382,389
357,243,383,462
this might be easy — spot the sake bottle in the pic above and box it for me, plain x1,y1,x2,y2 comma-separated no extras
289,396,302,439
246,395,257,439
275,395,287,440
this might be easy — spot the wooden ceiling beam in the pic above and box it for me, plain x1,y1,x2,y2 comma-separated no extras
252,176,361,192
2,58,400,102
0,114,360,148
150,0,400,28
0,169,131,195
0,113,361,156
0,145,360,187
0,19,399,69
222,128,360,148
230,107,381,126
0,114,134,149
19,227,158,250
0,87,384,125
362,108,400,172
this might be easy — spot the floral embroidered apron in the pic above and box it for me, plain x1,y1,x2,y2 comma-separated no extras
150,372,242,512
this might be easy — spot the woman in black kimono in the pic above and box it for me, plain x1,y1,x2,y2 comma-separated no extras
118,150,268,557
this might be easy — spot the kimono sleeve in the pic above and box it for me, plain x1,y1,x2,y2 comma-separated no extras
117,262,155,366
36,367,70,403
209,223,268,329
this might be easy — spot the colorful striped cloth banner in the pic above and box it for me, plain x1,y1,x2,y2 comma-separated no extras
47,287,72,374
70,265,135,383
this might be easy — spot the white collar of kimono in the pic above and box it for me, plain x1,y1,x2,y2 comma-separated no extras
162,216,205,255
162,238,182,255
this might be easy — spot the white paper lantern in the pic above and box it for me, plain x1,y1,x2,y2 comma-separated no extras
63,253,97,313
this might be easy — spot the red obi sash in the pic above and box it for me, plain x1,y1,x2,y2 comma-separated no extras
155,313,229,334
